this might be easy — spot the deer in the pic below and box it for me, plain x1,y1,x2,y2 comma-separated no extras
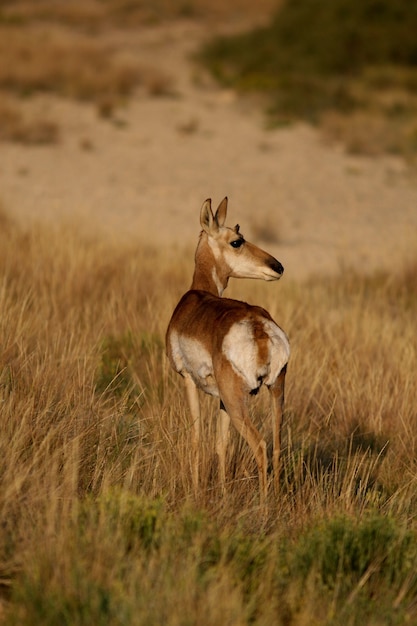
166,197,290,504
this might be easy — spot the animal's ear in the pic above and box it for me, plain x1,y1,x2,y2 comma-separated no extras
200,198,216,233
214,196,228,228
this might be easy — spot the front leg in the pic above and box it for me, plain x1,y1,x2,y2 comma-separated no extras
183,373,201,494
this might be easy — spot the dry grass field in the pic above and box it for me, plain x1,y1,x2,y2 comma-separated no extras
0,207,416,624
1,1,417,623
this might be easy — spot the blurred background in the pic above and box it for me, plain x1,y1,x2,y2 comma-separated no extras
1,0,417,278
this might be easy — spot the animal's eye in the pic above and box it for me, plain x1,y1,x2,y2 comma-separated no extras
230,238,244,249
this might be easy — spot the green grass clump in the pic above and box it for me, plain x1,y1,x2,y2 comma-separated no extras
7,499,417,625
199,0,417,156
292,515,417,596
96,331,163,400
200,0,417,112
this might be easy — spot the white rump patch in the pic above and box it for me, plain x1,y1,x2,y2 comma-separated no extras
262,319,290,385
222,320,263,390
222,318,290,390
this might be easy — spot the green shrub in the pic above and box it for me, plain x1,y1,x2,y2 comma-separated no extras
200,0,417,123
290,514,417,598
95,331,163,400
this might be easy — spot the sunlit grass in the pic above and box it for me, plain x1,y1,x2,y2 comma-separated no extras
0,208,416,623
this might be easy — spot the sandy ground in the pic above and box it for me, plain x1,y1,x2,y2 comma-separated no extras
1,20,417,280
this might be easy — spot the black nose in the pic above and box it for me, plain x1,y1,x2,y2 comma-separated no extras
270,258,284,275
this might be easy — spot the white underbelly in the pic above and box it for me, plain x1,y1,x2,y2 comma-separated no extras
169,331,219,397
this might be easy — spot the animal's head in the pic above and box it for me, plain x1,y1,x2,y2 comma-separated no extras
199,197,284,282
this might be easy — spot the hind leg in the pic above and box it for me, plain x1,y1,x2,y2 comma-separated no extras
268,364,287,495
216,401,230,495
218,366,268,505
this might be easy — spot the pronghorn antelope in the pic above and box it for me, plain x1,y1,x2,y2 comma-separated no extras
166,197,290,503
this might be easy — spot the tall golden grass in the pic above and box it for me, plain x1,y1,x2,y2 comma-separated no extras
0,208,416,623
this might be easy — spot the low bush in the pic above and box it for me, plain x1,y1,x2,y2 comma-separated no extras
199,0,417,156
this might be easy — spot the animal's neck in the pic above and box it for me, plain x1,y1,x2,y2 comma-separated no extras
191,237,229,296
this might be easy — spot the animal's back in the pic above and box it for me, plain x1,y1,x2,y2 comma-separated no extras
166,290,289,395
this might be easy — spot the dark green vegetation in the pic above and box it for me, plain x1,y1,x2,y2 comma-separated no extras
0,211,416,624
200,0,417,155
8,498,417,626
